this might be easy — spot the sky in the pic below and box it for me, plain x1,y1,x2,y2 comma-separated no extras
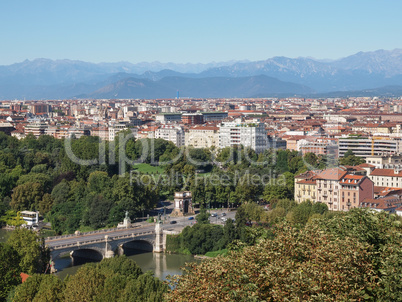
1,0,401,65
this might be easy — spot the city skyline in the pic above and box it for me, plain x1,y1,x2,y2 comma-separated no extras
1,0,402,65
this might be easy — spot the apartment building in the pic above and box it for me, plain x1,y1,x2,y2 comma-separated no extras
201,112,228,122
315,168,346,211
185,126,219,149
299,138,338,157
155,125,185,147
368,168,402,188
365,155,402,168
295,178,317,203
298,168,374,211
218,120,267,153
24,122,48,137
182,113,204,125
155,113,182,123
338,137,402,158
339,174,373,211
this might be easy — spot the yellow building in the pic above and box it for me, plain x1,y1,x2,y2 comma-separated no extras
185,126,219,149
295,178,317,203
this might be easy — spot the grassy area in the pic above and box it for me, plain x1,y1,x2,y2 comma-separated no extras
204,249,229,257
196,172,212,178
39,229,57,238
132,163,165,174
78,226,95,233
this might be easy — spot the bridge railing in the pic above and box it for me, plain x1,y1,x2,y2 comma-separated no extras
45,225,142,241
48,230,155,250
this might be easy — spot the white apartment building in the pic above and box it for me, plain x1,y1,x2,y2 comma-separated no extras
338,137,402,158
365,155,402,169
368,168,402,188
155,125,185,147
185,126,219,149
218,120,267,153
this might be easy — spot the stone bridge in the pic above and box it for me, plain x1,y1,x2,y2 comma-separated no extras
46,223,168,261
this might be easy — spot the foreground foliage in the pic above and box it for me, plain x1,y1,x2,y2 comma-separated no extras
10,256,168,302
0,229,49,301
166,209,402,302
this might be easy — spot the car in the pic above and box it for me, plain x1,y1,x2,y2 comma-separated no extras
221,217,227,222
188,216,194,220
211,213,217,217
221,212,226,216
170,220,177,224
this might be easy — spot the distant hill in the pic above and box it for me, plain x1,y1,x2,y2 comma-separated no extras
84,75,313,99
0,49,402,99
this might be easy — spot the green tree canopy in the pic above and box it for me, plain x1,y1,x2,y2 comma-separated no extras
6,228,49,275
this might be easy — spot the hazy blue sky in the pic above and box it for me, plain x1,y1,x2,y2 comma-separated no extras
1,0,401,65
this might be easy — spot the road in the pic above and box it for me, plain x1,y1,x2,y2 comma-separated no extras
46,209,236,249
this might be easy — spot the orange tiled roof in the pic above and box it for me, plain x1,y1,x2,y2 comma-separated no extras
20,273,30,283
316,168,348,181
370,169,402,177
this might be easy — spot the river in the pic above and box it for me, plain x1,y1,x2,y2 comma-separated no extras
1,228,200,281
54,251,199,281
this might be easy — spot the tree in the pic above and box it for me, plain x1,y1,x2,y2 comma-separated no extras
85,194,114,229
17,173,52,193
39,193,54,214
120,272,168,302
0,243,21,301
219,218,237,248
51,180,71,205
166,223,379,301
97,255,142,280
0,210,25,227
10,182,44,211
87,171,111,194
7,228,49,275
263,184,292,202
303,152,319,168
63,265,107,302
286,200,313,225
195,207,210,224
339,150,365,166
12,274,64,302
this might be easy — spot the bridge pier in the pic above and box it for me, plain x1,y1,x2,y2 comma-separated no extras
154,222,163,253
104,235,114,258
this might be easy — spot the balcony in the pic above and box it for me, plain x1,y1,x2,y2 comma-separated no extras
328,201,333,204
317,187,322,191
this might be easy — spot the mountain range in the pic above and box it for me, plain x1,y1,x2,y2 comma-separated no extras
1,49,402,100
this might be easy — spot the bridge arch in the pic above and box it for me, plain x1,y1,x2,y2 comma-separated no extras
71,248,104,261
119,239,154,256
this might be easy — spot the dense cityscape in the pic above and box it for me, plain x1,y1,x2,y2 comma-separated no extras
0,95,402,301
1,1,402,301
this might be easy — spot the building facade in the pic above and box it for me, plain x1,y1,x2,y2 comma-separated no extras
218,120,267,153
338,137,402,158
185,126,219,149
155,125,185,147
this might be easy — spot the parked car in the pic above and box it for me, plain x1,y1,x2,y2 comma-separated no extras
188,216,194,220
221,212,226,216
170,220,177,224
221,217,227,222
211,213,218,217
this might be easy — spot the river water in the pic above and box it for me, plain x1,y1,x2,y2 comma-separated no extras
1,229,198,281
54,251,199,281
